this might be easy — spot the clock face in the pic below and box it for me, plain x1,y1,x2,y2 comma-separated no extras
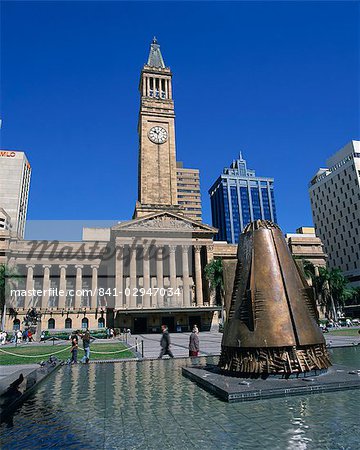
148,126,168,144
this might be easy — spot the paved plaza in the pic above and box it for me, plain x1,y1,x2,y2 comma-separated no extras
134,331,223,358
131,329,360,359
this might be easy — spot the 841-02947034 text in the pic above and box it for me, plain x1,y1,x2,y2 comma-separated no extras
97,287,181,297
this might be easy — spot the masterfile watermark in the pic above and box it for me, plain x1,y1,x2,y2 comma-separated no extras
25,238,165,262
10,287,181,298
11,288,93,298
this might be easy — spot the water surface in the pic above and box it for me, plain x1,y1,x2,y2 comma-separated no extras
1,347,359,449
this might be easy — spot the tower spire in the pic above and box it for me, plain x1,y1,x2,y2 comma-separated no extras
147,37,166,68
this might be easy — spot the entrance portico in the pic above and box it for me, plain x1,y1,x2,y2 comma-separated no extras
108,211,218,330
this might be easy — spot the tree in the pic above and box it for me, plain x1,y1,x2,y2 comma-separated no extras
316,267,351,321
204,258,224,306
302,260,316,283
0,263,20,329
346,287,360,306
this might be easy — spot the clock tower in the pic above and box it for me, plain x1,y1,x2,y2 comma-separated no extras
134,38,180,218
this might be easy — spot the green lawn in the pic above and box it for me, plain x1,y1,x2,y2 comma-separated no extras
327,328,360,337
0,342,135,365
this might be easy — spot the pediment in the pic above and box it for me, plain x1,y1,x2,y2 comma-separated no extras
112,212,217,234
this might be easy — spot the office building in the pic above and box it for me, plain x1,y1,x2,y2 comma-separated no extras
209,153,277,243
0,150,31,238
0,208,11,263
176,162,202,221
309,140,360,285
0,207,11,232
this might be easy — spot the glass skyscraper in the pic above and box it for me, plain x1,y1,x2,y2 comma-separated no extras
209,153,277,244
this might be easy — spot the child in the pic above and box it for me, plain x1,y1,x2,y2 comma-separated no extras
70,337,78,364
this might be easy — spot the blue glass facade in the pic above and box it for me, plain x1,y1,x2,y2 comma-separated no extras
261,186,272,221
270,188,277,223
240,186,251,229
209,154,277,244
230,186,240,240
250,187,262,221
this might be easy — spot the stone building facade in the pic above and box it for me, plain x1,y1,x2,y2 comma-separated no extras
285,227,327,267
5,212,218,333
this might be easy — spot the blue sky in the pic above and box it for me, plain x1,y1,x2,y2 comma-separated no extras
1,1,359,237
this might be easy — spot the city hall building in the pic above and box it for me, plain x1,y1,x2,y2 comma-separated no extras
3,39,234,333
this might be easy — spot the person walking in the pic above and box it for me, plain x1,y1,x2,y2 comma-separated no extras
158,325,174,359
189,327,200,357
0,330,6,345
70,336,78,364
16,329,22,344
81,329,94,363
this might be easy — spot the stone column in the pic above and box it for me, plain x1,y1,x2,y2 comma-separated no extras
165,78,168,99
182,246,190,307
143,244,151,308
58,265,67,310
147,76,150,96
156,245,164,307
194,246,203,306
206,245,216,306
115,244,124,309
129,245,137,308
91,265,98,309
25,265,35,309
168,79,172,99
143,76,147,96
169,245,177,291
42,265,51,309
75,265,83,309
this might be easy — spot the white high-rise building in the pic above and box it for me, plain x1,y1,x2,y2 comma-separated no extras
0,150,31,238
309,140,360,286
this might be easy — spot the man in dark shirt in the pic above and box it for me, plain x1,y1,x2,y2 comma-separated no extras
81,329,94,363
158,325,174,359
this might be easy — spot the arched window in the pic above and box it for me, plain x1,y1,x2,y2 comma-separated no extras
98,318,105,328
13,319,20,330
65,318,72,329
81,317,89,329
48,318,55,329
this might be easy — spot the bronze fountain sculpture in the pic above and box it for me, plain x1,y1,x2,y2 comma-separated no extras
219,220,331,377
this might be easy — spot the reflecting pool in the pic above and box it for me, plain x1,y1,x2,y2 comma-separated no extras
1,347,359,449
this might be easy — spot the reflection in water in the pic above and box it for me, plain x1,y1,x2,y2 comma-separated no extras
1,348,359,449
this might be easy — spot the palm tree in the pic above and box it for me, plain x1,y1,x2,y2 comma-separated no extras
0,263,20,329
302,260,316,283
204,258,224,307
346,287,360,306
316,267,350,321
